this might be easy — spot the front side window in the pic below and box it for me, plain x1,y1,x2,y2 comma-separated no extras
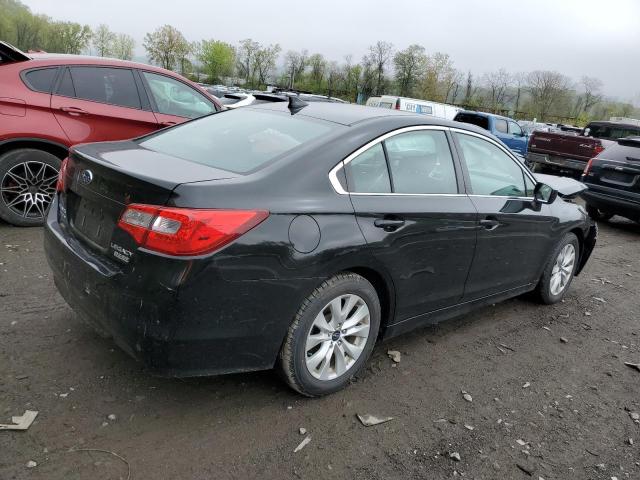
384,130,457,194
509,121,523,137
139,109,335,174
344,143,391,193
142,71,215,119
69,67,141,109
455,133,528,197
495,119,508,134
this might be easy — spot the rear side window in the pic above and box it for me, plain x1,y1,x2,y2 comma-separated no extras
22,68,58,93
344,143,391,193
57,68,75,97
454,113,489,131
139,109,335,174
495,119,508,134
69,67,141,109
508,121,523,136
385,130,457,194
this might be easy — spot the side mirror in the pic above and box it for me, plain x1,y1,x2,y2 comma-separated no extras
534,182,557,204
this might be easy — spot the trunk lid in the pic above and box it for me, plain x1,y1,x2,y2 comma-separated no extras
62,140,237,254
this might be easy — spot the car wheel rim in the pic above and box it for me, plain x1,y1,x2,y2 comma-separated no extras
550,244,575,296
305,294,370,381
0,161,58,219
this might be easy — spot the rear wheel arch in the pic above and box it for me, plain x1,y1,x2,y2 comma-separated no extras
0,138,69,161
338,266,395,336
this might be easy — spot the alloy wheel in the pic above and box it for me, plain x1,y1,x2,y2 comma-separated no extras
0,161,58,220
305,294,371,381
550,244,576,296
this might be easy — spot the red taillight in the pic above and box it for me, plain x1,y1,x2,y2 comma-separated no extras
56,157,69,192
583,158,594,175
395,99,401,110
118,204,269,256
593,144,605,155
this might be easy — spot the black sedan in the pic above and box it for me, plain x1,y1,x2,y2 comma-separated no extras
44,100,597,396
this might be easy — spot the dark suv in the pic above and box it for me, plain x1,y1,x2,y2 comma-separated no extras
0,42,221,226
581,137,640,223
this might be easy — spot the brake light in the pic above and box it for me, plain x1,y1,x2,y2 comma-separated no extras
593,144,605,155
583,158,594,175
118,204,269,256
56,157,69,192
395,99,401,110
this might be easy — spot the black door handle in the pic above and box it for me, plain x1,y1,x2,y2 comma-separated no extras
374,218,405,231
480,218,500,231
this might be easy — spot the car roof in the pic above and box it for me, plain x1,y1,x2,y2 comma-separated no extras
245,101,489,134
24,53,174,74
590,120,640,129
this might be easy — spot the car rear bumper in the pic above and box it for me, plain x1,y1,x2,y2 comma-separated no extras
527,152,586,172
582,186,640,219
44,198,316,377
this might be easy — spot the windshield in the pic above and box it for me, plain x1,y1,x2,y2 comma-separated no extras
588,124,640,140
138,109,336,174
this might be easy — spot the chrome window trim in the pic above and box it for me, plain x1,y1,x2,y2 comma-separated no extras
449,127,538,185
328,125,452,196
328,125,538,201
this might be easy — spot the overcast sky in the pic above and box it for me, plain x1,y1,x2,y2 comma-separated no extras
23,0,640,103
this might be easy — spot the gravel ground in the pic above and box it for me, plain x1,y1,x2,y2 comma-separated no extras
1,217,639,480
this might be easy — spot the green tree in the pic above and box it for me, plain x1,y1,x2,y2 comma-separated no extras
198,40,235,83
143,25,189,71
394,44,427,97
93,24,115,57
45,21,92,54
112,33,135,60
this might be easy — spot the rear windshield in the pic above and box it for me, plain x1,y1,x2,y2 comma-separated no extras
455,113,489,131
138,109,335,174
588,124,640,140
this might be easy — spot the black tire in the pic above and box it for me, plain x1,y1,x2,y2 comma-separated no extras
278,273,381,397
585,204,613,222
0,149,61,227
535,233,580,305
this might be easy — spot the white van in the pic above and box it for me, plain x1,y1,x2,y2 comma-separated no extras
376,95,462,121
365,96,381,108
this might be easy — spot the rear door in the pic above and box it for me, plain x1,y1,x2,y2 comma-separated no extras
51,66,159,145
342,126,478,321
139,70,218,127
506,120,528,155
452,130,556,299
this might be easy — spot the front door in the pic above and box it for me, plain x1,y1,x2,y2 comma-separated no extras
344,128,478,321
51,66,159,145
452,130,556,300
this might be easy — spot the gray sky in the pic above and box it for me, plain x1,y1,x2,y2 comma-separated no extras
23,0,640,103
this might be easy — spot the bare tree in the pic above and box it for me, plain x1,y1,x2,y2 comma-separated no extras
366,41,393,96
283,49,308,89
253,43,281,86
236,39,260,85
483,68,511,111
510,72,527,114
526,70,572,120
394,44,427,97
581,76,603,114
462,71,476,106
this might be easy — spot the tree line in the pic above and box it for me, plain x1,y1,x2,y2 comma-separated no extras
2,0,637,124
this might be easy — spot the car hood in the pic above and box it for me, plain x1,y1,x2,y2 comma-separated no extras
534,173,587,199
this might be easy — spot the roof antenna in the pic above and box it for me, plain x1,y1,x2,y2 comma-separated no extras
288,96,308,115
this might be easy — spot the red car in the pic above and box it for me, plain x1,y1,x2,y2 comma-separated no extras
0,41,222,226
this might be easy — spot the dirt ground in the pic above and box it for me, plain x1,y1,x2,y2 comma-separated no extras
1,216,639,480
